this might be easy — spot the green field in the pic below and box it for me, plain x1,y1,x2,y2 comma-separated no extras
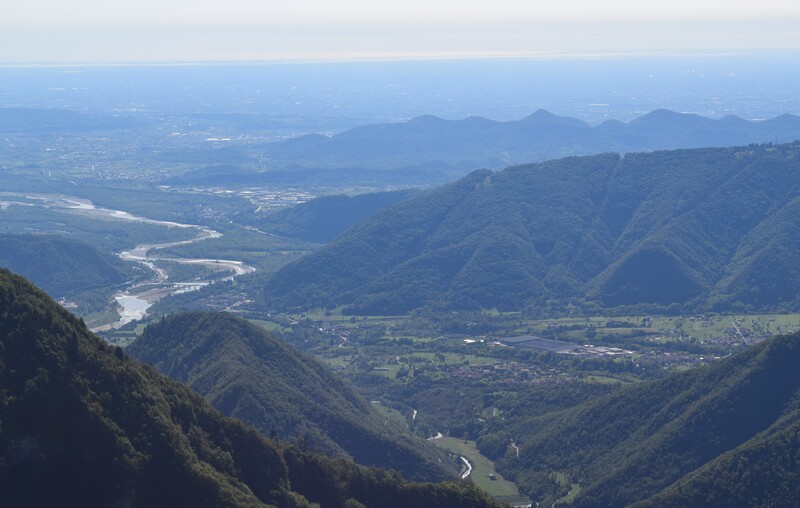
552,471,582,505
519,313,800,343
372,363,404,378
399,352,498,366
292,307,410,326
250,319,293,334
371,403,410,429
432,437,529,504
317,355,353,368
366,352,500,379
673,314,800,339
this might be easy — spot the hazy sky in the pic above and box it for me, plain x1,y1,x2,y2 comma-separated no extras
2,0,800,63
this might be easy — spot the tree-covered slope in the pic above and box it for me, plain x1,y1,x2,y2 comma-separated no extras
632,411,800,507
265,142,800,314
0,269,500,508
265,109,800,175
257,189,420,243
482,331,800,507
127,312,452,481
0,233,140,297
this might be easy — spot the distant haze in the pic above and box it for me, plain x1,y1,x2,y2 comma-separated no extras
2,1,800,63
2,57,800,129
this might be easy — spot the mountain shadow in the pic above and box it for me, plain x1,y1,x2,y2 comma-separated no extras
127,312,453,482
0,268,500,508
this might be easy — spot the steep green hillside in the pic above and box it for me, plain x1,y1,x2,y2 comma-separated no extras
482,331,800,507
0,233,140,296
256,189,420,243
634,413,800,507
0,269,500,508
128,312,452,481
265,142,800,314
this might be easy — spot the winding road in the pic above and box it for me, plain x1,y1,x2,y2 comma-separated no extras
459,456,473,479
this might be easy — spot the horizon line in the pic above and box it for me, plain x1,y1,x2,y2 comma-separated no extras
0,48,788,69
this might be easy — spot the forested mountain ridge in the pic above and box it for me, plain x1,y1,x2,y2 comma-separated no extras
0,269,501,508
264,142,800,315
127,312,452,481
0,233,140,297
480,331,800,507
265,109,800,175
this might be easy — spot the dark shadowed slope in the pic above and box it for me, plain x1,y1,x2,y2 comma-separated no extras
0,269,501,508
0,234,140,296
265,142,800,315
256,189,420,243
127,312,452,481
633,410,800,508
485,331,800,507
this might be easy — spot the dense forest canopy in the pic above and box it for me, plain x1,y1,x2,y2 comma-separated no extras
265,142,800,315
482,330,800,507
253,189,420,244
0,269,500,508
0,234,138,297
128,312,452,481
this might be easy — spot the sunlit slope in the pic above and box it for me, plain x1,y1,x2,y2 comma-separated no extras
265,142,800,314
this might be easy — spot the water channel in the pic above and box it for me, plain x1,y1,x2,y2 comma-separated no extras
7,193,256,330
